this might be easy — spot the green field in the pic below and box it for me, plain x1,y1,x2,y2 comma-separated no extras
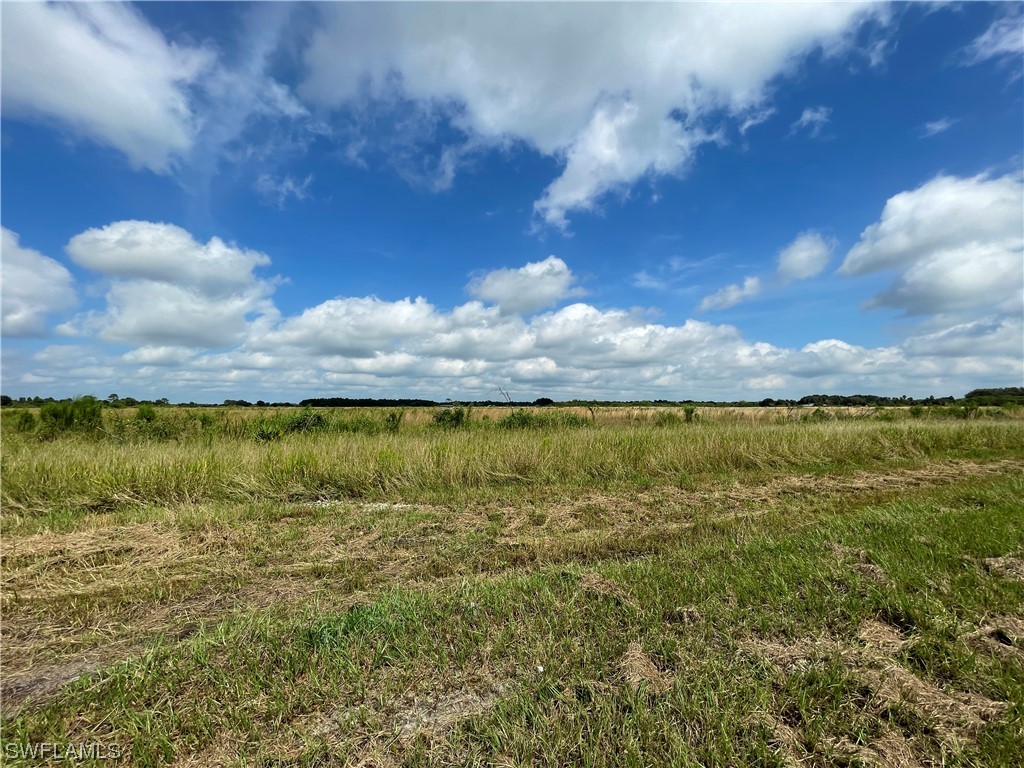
2,407,1023,766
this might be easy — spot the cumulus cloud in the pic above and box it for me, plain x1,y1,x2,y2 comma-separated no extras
63,221,278,348
0,2,213,172
467,256,582,314
789,106,832,138
698,276,761,311
1,2,310,181
6,222,1020,402
256,297,444,357
301,4,887,229
866,243,1023,315
1,228,77,337
840,172,1024,316
777,231,834,282
902,316,1023,359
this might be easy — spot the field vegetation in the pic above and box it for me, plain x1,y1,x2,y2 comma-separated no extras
1,404,1022,766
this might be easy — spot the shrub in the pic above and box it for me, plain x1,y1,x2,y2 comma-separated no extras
683,405,697,423
383,410,404,434
653,411,682,427
136,404,158,423
802,408,832,423
14,411,37,433
433,406,470,430
498,410,590,430
39,396,103,437
284,408,327,434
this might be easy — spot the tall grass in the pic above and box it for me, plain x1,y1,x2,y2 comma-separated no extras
2,417,1021,516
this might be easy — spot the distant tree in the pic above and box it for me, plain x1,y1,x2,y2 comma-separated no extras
533,397,555,406
0,395,11,407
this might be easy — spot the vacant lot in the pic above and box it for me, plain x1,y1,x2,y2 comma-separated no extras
2,407,1023,766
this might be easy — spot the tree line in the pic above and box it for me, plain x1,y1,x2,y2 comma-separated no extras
3,388,1022,409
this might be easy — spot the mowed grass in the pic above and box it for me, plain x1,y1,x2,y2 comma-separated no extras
1,411,1023,766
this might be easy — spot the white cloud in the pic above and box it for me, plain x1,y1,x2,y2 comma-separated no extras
902,316,1023,359
962,8,1024,68
6,225,1020,402
0,2,213,172
698,276,761,311
840,172,1024,316
122,346,197,367
301,4,887,229
920,117,956,138
1,2,310,183
255,174,314,208
467,256,582,314
1,228,77,337
63,221,278,348
256,296,444,357
66,221,271,294
777,231,834,282
739,108,776,135
789,106,832,138
866,242,1023,315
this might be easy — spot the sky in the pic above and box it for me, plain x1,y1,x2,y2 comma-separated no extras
1,1,1022,403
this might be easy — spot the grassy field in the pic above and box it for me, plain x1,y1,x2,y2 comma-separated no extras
1,407,1023,766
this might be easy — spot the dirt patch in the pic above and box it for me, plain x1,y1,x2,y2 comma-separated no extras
393,682,506,741
0,655,112,718
619,642,673,694
579,572,639,611
982,556,1024,582
299,676,508,748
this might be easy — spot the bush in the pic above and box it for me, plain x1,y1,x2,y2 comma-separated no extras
433,406,470,430
136,404,158,423
284,408,327,434
498,410,591,430
383,410,404,434
39,396,103,437
14,411,37,433
653,411,682,427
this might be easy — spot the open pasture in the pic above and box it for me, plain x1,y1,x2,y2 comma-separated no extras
1,407,1023,766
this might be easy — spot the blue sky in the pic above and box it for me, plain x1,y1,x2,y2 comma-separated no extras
2,2,1022,402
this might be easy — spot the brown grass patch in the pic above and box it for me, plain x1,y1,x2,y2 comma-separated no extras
744,619,1007,753
619,642,673,694
832,725,926,768
852,561,890,584
579,572,639,611
963,615,1024,662
858,619,911,658
982,556,1024,582
861,664,1006,742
